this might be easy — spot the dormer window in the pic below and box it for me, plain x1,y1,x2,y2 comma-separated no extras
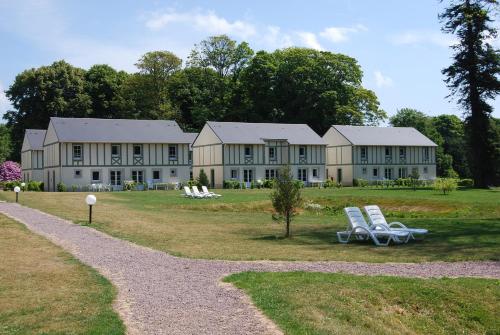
244,145,253,157
269,147,276,160
360,146,367,160
73,144,82,160
299,146,306,158
133,144,142,156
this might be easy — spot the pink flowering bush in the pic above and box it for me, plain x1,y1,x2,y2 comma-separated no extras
0,161,21,181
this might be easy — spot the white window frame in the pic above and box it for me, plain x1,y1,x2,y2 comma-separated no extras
423,147,430,161
91,170,101,183
152,169,161,181
133,144,142,156
361,146,368,160
299,146,306,158
111,144,121,157
73,144,82,161
168,145,177,160
399,147,407,159
269,147,276,160
131,170,144,183
244,145,253,157
230,169,238,179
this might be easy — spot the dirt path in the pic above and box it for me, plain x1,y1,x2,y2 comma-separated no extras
1,202,498,335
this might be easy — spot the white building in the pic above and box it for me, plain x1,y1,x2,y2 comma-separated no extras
192,121,326,188
21,129,46,182
42,117,194,191
323,125,438,186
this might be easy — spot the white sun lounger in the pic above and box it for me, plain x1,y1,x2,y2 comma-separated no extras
202,185,221,197
192,186,211,198
364,205,428,240
337,207,410,246
183,186,203,198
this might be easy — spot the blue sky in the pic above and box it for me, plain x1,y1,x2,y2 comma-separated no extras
0,0,498,120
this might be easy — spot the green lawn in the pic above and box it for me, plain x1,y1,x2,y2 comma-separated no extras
225,272,500,335
0,214,124,335
0,187,498,262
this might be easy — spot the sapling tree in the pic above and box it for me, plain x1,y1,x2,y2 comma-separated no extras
270,165,302,238
434,178,458,195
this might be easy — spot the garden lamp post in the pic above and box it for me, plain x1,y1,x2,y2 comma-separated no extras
21,182,25,191
85,195,96,224
14,186,20,203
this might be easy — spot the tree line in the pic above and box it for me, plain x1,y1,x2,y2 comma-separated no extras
2,35,385,162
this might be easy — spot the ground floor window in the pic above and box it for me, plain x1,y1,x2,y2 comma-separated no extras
373,168,378,177
297,168,307,182
243,169,253,183
152,170,161,180
170,168,177,177
384,168,393,180
190,171,193,180
312,168,318,178
110,170,121,186
265,169,279,179
231,169,238,179
398,167,408,178
74,169,82,178
91,170,100,182
362,167,367,175
337,168,342,183
423,166,428,174
132,170,144,183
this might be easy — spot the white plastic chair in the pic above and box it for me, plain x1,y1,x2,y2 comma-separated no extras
202,185,221,197
337,207,410,246
192,186,210,198
183,186,202,198
364,205,428,240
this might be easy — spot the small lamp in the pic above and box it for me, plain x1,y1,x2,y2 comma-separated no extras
14,186,21,203
21,182,26,191
85,194,97,224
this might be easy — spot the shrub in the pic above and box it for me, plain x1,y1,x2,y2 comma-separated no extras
56,182,66,192
0,161,21,181
444,168,459,179
71,184,78,192
4,180,21,191
323,179,336,188
293,180,305,189
123,180,135,191
27,181,43,191
458,178,474,188
434,178,458,195
198,169,209,187
262,179,275,189
353,178,368,187
223,180,240,189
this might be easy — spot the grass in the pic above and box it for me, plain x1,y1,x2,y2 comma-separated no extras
225,271,500,335
0,214,125,335
0,187,498,262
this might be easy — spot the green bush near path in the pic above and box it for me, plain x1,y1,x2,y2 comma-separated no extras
225,272,500,335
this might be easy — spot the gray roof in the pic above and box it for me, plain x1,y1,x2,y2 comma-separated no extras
185,132,198,149
50,117,193,143
206,121,325,145
25,129,46,150
332,125,437,146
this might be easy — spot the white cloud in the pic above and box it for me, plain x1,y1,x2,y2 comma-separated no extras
319,24,367,43
390,31,457,47
145,9,256,39
374,70,393,88
262,26,293,49
297,32,323,50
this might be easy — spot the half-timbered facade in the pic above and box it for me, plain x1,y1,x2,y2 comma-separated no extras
21,129,46,182
192,122,326,188
323,125,437,186
43,117,193,191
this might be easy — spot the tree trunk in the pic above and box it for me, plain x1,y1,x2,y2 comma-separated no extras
285,212,291,238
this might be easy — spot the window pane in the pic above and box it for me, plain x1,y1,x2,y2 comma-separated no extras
134,145,142,155
92,171,100,181
112,145,119,156
153,170,160,180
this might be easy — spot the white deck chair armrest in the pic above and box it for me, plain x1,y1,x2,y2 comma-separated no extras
370,223,390,231
388,222,408,229
351,226,373,234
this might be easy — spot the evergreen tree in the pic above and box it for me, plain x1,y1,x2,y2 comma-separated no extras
440,0,500,187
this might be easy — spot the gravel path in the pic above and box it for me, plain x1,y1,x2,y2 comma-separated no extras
1,202,498,335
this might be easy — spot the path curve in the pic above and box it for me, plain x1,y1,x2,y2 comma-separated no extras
1,202,498,335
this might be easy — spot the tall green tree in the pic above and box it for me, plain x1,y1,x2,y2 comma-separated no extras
167,67,231,130
84,64,130,119
440,0,500,187
134,51,182,120
188,35,254,78
0,124,12,163
4,60,91,161
240,48,386,134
